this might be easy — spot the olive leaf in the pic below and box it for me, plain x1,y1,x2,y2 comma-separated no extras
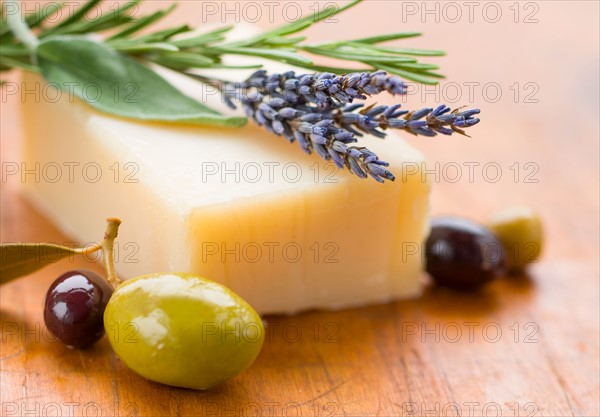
0,243,100,285
35,36,247,127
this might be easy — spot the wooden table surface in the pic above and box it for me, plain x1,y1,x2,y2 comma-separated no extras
1,1,599,416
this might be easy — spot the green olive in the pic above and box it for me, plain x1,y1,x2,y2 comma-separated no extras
489,207,543,272
104,273,264,390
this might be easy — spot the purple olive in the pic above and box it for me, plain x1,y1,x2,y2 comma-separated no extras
426,217,506,289
44,270,113,348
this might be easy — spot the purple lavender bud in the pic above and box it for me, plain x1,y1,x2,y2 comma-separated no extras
412,127,436,136
334,130,355,143
310,134,328,146
366,163,395,181
258,103,278,120
294,131,311,153
431,104,450,117
435,127,455,135
454,118,480,127
279,107,303,119
383,104,403,117
407,120,428,129
300,113,322,123
327,146,345,168
267,98,286,108
348,157,367,178
458,109,481,118
411,108,433,120
362,85,381,95
314,143,330,160
272,120,285,135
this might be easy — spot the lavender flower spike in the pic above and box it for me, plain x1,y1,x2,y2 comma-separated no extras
239,70,407,108
228,70,481,182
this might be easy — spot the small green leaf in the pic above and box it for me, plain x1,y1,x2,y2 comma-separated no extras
44,1,139,36
216,46,312,66
302,46,416,64
35,36,246,127
153,51,215,68
347,32,422,44
0,56,38,72
135,24,191,43
112,42,179,53
26,2,64,29
261,36,307,46
394,62,440,70
171,26,234,47
364,44,446,57
373,63,441,85
0,243,99,285
0,44,29,57
108,4,177,40
225,0,361,47
54,0,102,29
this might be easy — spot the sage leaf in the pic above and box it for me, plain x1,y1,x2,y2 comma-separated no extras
35,36,247,127
0,243,100,285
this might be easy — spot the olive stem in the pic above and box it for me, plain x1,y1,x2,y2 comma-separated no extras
101,218,122,289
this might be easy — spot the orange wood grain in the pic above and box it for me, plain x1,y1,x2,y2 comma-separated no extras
1,1,599,416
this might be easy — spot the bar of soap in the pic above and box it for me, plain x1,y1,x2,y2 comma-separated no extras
18,71,430,315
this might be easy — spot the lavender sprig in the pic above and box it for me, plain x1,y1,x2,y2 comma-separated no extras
333,103,481,138
241,70,407,108
228,70,481,182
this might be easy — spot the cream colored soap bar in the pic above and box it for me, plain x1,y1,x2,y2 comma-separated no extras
19,71,430,315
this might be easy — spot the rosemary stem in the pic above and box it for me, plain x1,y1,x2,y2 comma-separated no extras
6,0,40,51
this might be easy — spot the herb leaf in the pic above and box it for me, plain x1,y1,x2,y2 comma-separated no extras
0,243,99,285
35,36,247,127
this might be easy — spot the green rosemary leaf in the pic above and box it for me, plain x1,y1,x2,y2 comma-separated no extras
108,4,177,40
133,24,191,43
301,45,417,64
227,0,361,47
261,36,307,46
54,0,102,29
373,63,440,85
0,243,98,285
44,0,139,36
0,43,29,57
392,62,440,70
0,56,38,72
25,2,64,29
416,70,445,79
347,32,422,44
292,63,373,74
112,42,179,53
208,63,263,69
170,26,234,47
152,51,215,68
216,46,313,66
259,20,313,40
36,36,246,127
363,44,446,57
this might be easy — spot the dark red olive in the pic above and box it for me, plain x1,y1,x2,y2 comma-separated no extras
425,217,506,289
44,270,113,348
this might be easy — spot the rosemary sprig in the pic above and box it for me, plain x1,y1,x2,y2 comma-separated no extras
1,0,444,83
